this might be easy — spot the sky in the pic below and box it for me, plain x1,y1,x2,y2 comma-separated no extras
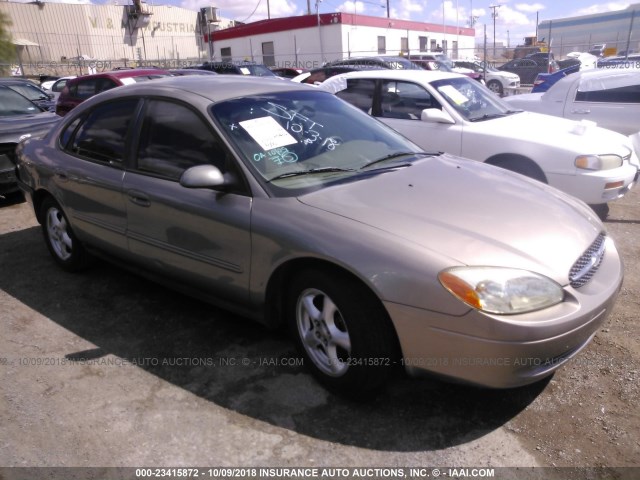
8,0,634,45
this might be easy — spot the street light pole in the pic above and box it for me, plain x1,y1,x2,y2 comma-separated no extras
489,4,501,59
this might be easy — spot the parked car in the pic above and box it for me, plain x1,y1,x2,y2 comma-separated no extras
0,78,56,112
410,55,484,83
168,69,218,76
56,68,171,116
532,52,599,93
41,75,77,102
497,57,558,85
589,44,606,57
40,77,60,91
326,55,423,70
270,67,304,78
525,52,555,63
189,61,277,77
15,75,623,396
319,70,639,217
454,60,520,96
291,66,374,85
503,69,640,135
532,63,581,93
0,86,60,196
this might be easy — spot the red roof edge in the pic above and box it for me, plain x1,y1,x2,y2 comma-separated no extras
211,12,475,41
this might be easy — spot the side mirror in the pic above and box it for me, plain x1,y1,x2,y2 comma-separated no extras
180,164,229,189
421,108,455,124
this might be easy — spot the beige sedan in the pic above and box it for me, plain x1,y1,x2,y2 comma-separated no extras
16,75,623,397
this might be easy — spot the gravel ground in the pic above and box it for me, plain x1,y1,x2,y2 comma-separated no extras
0,186,638,479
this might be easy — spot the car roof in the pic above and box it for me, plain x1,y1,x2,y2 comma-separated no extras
72,75,320,105
321,69,461,82
67,69,171,83
543,67,640,98
0,77,39,85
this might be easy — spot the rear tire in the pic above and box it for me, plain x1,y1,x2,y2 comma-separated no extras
40,196,92,271
288,269,398,397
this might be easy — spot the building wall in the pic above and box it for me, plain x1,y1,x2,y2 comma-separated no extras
2,1,475,76
538,4,640,56
1,1,213,74
211,15,475,68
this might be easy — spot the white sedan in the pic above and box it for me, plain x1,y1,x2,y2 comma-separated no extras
503,68,640,151
319,70,639,216
454,60,521,96
41,76,76,102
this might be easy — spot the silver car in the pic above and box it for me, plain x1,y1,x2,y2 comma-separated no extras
16,76,623,396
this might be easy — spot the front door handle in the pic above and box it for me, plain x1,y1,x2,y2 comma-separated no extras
54,169,68,182
571,109,591,114
127,190,151,207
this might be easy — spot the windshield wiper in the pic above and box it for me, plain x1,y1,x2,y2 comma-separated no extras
267,167,355,183
360,151,437,170
469,113,509,122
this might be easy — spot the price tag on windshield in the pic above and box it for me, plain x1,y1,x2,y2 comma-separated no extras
240,116,297,151
438,85,469,105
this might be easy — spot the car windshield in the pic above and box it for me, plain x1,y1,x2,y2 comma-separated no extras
435,55,455,69
129,74,173,82
211,90,424,192
0,87,42,115
429,61,452,72
7,83,48,101
431,76,517,121
242,64,277,77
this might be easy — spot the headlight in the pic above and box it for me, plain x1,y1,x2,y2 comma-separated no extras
438,267,564,315
575,154,623,170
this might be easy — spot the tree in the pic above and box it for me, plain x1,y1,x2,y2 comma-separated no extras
0,10,15,76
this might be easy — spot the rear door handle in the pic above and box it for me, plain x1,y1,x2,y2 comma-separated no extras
571,109,591,114
127,190,151,207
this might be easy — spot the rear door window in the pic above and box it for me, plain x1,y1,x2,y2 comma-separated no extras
335,78,376,113
64,99,140,164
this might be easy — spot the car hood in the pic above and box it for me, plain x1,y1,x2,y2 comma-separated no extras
298,155,602,284
0,112,61,143
470,111,634,156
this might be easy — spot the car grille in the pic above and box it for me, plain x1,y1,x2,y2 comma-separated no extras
569,233,606,288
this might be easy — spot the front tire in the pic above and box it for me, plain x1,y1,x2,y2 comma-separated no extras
288,269,399,397
40,196,92,271
589,203,609,221
487,79,504,96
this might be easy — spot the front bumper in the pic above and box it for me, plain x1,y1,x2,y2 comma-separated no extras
547,161,638,205
384,238,623,388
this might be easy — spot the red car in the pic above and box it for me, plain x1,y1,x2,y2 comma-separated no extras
56,68,171,116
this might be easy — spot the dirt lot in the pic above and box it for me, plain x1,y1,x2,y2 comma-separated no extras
0,185,639,478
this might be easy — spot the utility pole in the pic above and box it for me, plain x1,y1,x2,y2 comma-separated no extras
489,4,502,59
